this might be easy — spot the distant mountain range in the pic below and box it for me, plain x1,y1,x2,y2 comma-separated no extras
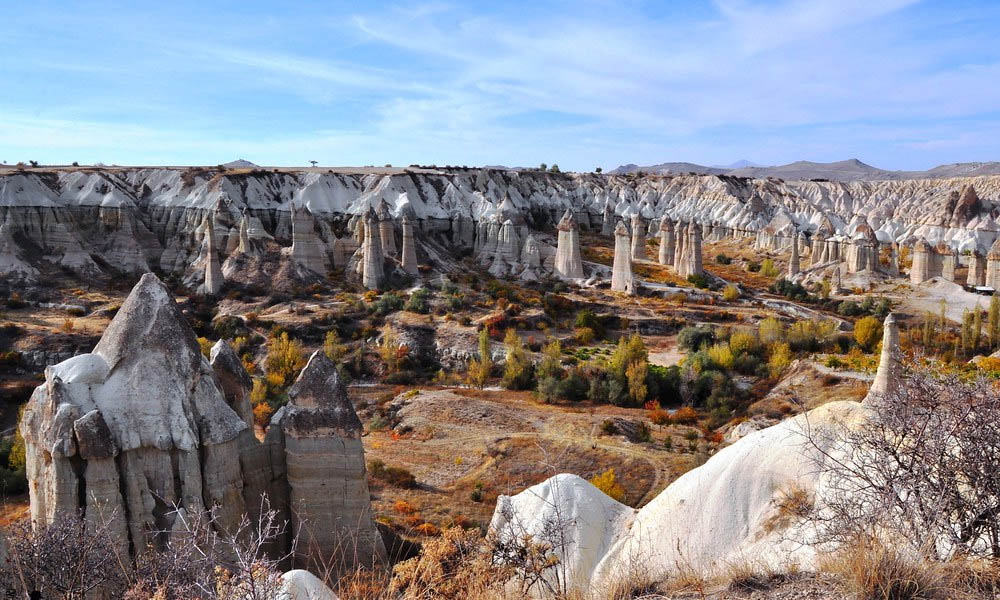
609,158,1000,181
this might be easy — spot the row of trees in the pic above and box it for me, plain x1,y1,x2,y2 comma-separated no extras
466,328,680,408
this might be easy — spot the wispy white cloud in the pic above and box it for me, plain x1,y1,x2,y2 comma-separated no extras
2,1,999,170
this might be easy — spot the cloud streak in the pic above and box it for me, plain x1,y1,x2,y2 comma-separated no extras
2,1,999,170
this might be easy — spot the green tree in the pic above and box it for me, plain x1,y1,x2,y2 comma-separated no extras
501,329,534,390
537,339,563,380
990,295,1000,349
922,311,936,350
973,305,983,354
466,328,493,389
820,278,832,300
378,323,403,373
324,329,345,362
854,316,883,353
265,331,306,386
758,317,784,345
625,360,648,405
961,309,973,356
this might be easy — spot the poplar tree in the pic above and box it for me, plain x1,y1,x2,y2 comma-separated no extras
960,309,973,356
972,305,983,354
989,295,1000,349
922,311,935,350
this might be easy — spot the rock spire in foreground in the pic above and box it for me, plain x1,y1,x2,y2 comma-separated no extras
554,209,584,279
21,273,249,552
866,312,901,403
20,273,384,573
611,221,635,294
272,351,386,570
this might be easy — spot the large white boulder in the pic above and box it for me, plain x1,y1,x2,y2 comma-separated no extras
490,473,634,593
279,569,339,600
491,400,870,596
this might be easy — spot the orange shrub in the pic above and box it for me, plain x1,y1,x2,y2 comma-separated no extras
404,514,425,528
415,522,440,536
252,402,273,428
669,406,699,426
393,499,416,515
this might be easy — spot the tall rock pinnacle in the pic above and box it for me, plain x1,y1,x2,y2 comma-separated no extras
555,209,584,279
612,221,635,295
400,215,419,275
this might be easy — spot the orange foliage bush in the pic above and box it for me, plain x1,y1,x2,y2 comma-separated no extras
669,406,699,425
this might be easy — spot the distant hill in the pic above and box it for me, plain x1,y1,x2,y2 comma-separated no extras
713,159,764,169
610,158,1000,182
608,162,727,176
223,159,258,169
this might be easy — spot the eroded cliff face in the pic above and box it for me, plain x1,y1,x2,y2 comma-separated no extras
1,168,999,281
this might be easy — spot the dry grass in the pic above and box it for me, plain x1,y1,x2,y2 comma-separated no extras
820,537,1000,600
761,482,813,534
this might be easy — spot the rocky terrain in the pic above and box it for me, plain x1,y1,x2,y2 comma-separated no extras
4,163,1000,600
2,166,1000,290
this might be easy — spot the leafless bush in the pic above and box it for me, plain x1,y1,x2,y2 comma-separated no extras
805,371,1000,559
124,498,294,599
0,512,123,599
1,497,294,600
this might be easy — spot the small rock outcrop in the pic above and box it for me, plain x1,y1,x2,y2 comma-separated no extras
270,351,386,570
987,239,1000,289
554,209,584,279
866,313,901,402
675,222,703,278
400,215,419,275
611,221,635,294
673,222,686,271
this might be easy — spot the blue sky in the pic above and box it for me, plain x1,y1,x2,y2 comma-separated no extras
2,0,999,171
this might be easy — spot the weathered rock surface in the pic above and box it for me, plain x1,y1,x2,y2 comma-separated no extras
866,312,901,402
20,274,384,577
3,168,1000,283
492,400,871,596
611,221,634,294
270,351,386,570
21,273,248,551
554,209,584,278
400,215,419,275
